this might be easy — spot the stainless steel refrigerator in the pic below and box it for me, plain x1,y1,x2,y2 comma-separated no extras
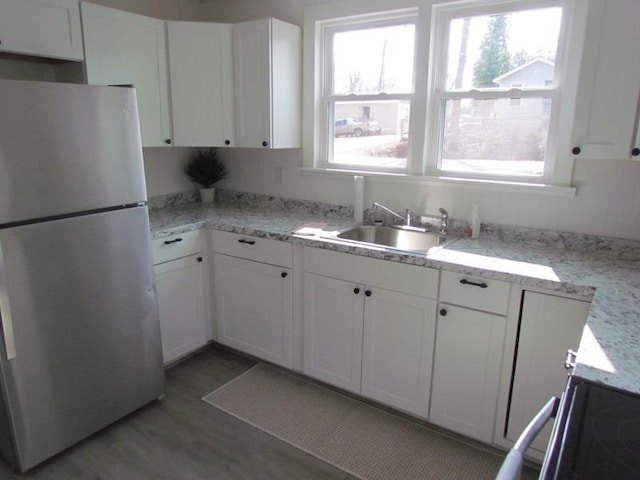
0,80,165,472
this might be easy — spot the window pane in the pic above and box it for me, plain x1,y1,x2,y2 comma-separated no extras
332,23,415,95
330,100,410,168
440,98,550,176
446,7,562,90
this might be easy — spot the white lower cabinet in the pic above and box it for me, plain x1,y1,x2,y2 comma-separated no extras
152,230,209,365
213,250,293,368
506,291,591,454
302,247,439,416
154,254,208,364
303,273,364,394
430,304,506,442
361,289,436,417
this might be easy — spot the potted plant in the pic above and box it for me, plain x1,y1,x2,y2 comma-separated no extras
184,148,228,203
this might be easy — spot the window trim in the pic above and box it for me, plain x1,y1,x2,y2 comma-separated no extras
317,12,419,173
426,0,568,184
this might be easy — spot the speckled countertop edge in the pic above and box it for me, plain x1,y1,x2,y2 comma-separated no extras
149,199,640,396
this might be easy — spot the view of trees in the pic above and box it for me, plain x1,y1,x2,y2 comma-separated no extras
472,15,511,87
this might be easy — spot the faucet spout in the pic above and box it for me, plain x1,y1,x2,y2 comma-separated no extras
372,202,414,226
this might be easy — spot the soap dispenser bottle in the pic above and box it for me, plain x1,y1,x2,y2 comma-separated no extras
465,204,481,239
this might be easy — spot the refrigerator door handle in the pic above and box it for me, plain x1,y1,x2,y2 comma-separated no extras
0,240,17,360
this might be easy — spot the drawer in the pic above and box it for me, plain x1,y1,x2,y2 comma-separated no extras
304,247,439,299
211,230,292,268
152,230,201,265
439,270,510,315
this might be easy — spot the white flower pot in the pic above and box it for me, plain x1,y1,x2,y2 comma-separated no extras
199,187,215,203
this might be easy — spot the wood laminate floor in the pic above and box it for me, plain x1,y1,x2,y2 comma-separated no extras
0,346,354,479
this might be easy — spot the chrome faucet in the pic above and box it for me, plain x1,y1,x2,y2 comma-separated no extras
372,202,414,227
438,208,449,234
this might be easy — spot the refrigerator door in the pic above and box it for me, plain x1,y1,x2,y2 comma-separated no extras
0,206,164,472
0,80,148,226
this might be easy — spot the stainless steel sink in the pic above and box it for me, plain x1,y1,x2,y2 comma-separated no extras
323,225,456,254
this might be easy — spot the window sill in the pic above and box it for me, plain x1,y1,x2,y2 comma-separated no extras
298,168,577,197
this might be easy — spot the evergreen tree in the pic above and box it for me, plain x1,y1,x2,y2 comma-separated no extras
473,15,511,87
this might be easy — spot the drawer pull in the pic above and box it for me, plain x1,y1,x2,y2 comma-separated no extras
439,308,447,316
459,278,488,289
237,239,256,245
281,272,288,278
565,349,577,370
164,238,183,245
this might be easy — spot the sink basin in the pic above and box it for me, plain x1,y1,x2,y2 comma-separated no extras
324,225,456,253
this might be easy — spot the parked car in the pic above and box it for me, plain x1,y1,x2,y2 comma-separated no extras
334,118,382,137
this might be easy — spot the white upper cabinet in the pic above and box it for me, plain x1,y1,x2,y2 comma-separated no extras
0,0,83,61
166,21,234,147
571,0,640,160
232,18,301,148
80,2,172,147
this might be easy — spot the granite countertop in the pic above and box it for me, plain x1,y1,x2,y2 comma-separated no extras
149,197,640,396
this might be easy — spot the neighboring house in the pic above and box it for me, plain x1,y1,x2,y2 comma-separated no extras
493,57,554,88
490,57,554,118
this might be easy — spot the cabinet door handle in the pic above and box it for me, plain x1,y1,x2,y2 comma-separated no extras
459,278,488,289
365,290,372,297
237,239,255,245
564,349,577,370
197,257,203,263
353,287,360,294
164,238,183,245
165,138,172,145
225,139,231,145
571,146,581,155
439,308,447,316
262,141,268,147
632,147,640,157
281,272,288,278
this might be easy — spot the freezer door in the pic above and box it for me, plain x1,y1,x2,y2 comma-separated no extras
0,206,164,472
0,80,147,225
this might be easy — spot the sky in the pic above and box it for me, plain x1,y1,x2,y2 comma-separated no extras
329,6,562,94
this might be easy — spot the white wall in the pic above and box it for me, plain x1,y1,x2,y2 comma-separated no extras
82,0,201,20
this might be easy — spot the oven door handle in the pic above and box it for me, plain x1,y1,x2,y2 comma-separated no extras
495,397,560,480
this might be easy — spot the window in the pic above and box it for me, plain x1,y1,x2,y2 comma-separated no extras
320,14,417,171
429,2,564,181
305,0,581,190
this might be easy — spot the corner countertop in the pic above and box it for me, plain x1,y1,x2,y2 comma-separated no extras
149,200,640,396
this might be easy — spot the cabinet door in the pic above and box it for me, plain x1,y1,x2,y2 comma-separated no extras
361,289,436,418
303,273,363,394
571,0,640,160
0,0,83,61
214,254,293,368
430,304,506,442
81,2,171,147
154,254,208,364
507,291,590,453
232,19,271,148
166,21,234,147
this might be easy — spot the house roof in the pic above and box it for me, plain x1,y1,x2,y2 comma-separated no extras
492,57,555,83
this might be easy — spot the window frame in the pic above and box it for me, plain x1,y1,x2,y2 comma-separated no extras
303,0,586,192
425,0,568,184
317,12,420,173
